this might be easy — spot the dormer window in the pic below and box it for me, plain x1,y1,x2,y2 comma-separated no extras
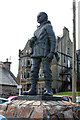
26,49,31,55
28,49,31,54
26,50,28,54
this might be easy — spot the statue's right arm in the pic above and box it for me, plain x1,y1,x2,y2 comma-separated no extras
29,36,37,48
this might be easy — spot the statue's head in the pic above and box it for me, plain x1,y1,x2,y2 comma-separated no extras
37,12,48,23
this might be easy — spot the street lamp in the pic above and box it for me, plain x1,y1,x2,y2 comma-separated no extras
72,0,77,103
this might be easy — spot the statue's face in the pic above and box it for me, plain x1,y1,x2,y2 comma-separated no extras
37,12,46,23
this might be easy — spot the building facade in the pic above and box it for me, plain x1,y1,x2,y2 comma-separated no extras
18,27,73,93
77,49,80,90
52,27,73,92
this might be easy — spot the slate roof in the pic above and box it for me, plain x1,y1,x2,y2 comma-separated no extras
0,67,19,86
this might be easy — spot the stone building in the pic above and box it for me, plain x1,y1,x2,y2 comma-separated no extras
77,49,80,90
0,59,19,98
18,27,73,93
52,27,73,92
18,41,32,91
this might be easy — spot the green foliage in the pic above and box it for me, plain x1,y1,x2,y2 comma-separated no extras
54,91,80,97
17,74,18,79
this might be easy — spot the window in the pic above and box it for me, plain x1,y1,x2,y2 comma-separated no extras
26,71,31,78
28,49,31,54
27,59,31,66
67,77,70,82
68,97,72,102
41,84,44,92
62,96,68,101
0,64,2,67
38,83,44,94
11,97,18,101
39,69,41,78
67,59,70,68
24,71,26,78
21,71,26,79
22,59,26,66
41,84,44,88
67,48,70,54
39,69,44,78
38,88,41,94
38,84,40,87
68,85,71,90
26,50,28,54
26,49,31,55
64,56,65,63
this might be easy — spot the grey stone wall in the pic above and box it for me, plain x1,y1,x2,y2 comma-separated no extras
0,100,80,119
0,85,18,98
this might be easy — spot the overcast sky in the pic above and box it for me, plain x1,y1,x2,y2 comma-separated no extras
0,0,79,76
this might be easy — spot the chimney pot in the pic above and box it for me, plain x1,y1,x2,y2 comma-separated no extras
6,58,8,62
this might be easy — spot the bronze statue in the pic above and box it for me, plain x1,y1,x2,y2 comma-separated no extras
23,12,57,96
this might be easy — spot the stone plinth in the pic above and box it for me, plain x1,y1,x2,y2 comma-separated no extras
0,99,80,119
18,95,63,101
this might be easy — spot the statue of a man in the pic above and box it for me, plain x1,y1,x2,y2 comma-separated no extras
24,12,56,96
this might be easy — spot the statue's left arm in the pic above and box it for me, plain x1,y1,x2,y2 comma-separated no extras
45,24,56,59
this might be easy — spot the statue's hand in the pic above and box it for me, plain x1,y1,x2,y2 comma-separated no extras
30,36,37,43
29,36,37,47
46,52,54,60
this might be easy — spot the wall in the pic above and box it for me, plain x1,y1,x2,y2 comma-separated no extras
0,85,18,98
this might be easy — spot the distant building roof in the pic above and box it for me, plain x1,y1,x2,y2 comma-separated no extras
0,61,19,86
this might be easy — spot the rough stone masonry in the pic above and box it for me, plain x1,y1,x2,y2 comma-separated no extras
0,100,80,119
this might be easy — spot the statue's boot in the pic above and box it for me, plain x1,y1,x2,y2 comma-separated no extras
44,80,53,96
23,81,37,95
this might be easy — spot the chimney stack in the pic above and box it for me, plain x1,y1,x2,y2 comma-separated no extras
3,58,12,71
63,27,69,37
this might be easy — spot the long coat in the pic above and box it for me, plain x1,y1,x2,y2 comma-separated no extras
29,21,56,58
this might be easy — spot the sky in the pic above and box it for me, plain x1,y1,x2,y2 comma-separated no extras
0,0,79,77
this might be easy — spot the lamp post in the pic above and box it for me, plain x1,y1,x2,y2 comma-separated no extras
72,0,77,103
17,59,22,96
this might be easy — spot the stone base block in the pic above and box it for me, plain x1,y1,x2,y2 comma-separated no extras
18,95,62,101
